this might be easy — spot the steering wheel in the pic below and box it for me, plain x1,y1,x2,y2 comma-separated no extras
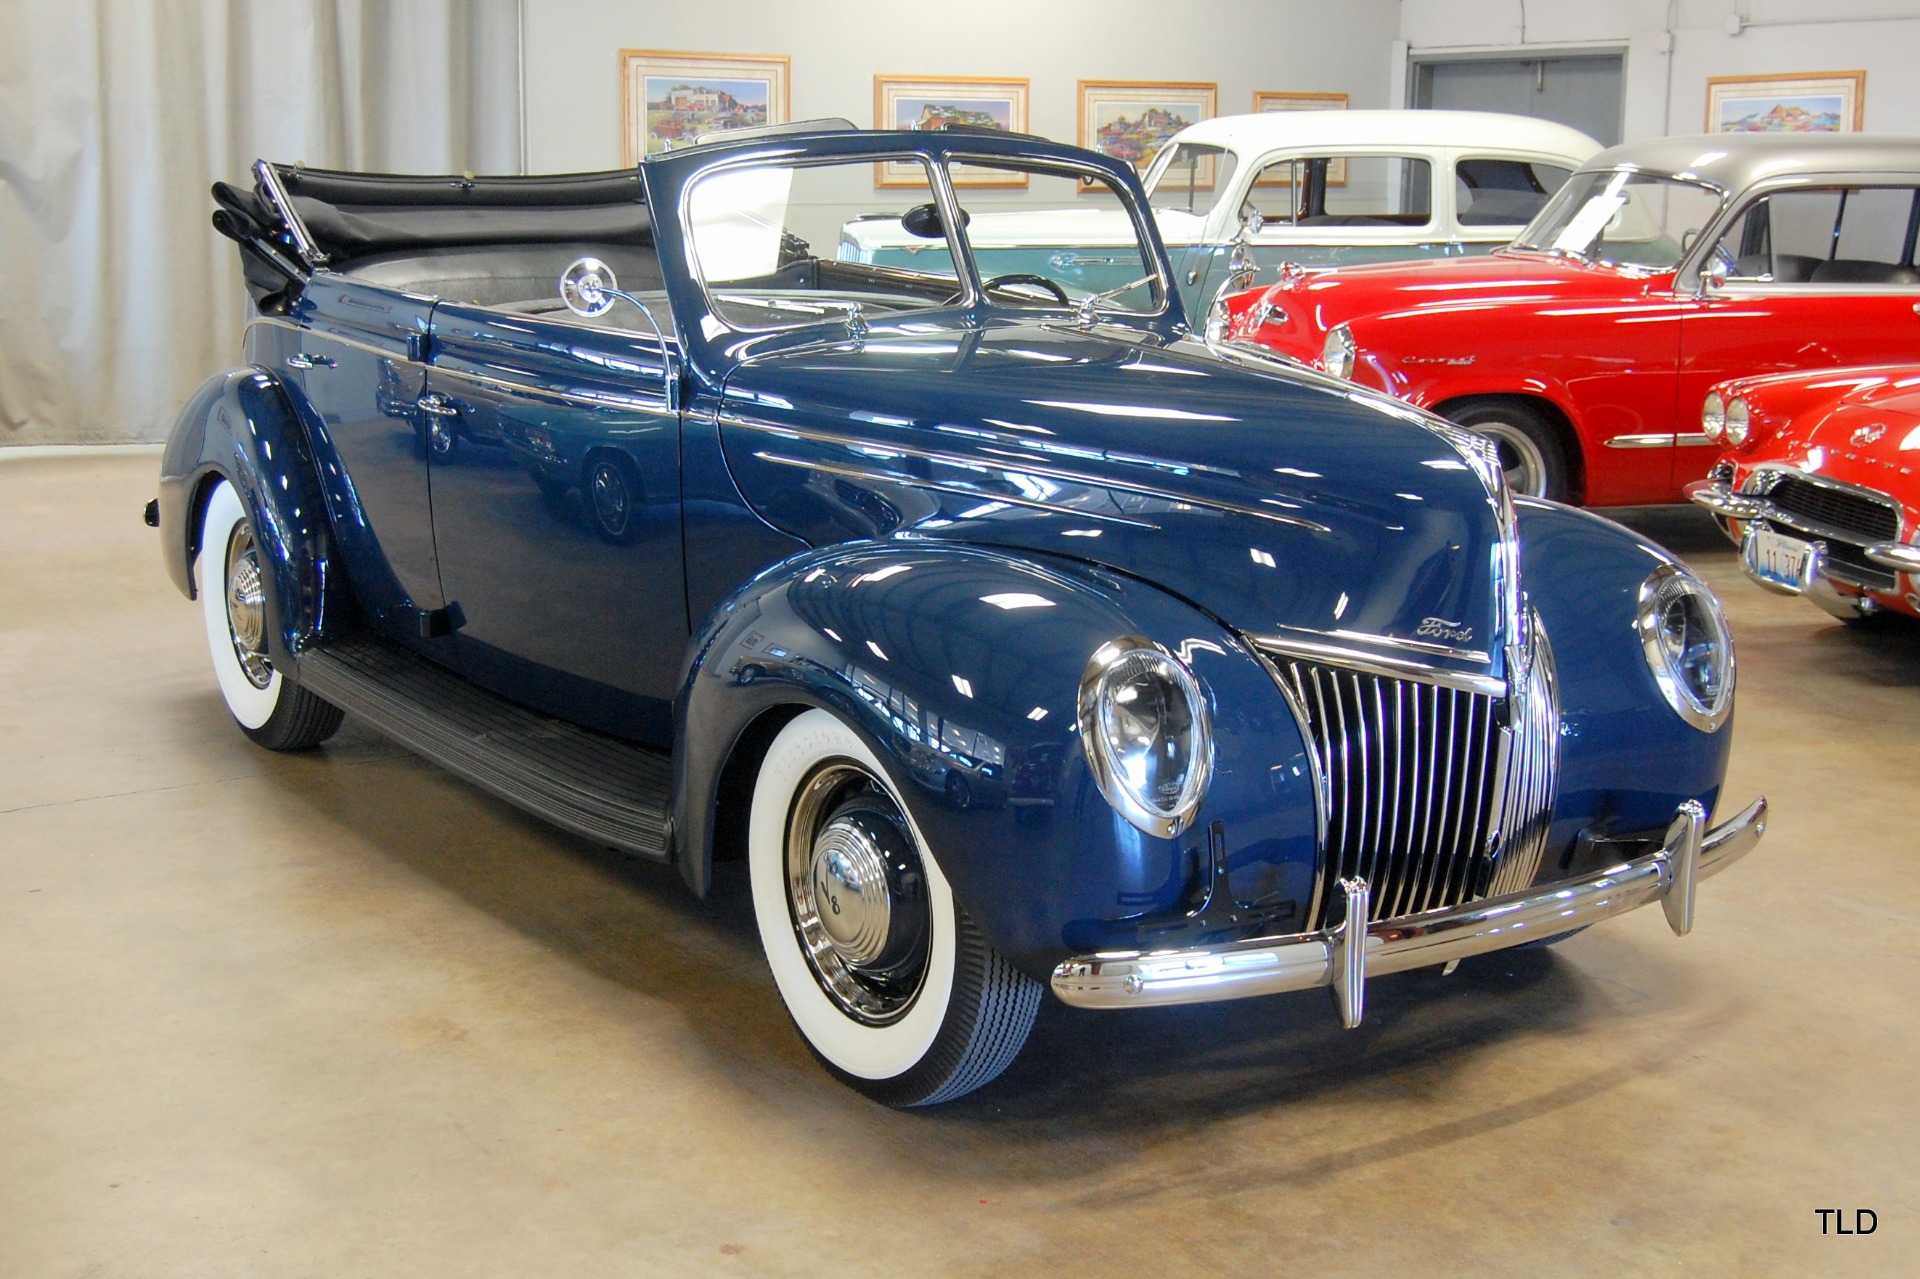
981,273,1071,305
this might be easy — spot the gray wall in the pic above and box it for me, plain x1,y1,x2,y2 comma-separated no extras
1398,0,1920,142
524,0,1405,188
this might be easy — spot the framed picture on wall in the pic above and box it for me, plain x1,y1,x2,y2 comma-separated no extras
1252,90,1350,186
1077,80,1217,188
620,49,790,165
874,75,1031,188
1705,71,1864,133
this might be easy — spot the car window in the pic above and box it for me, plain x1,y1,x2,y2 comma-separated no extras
687,156,962,331
945,158,1163,314
1515,169,1722,270
1244,155,1433,228
1143,142,1240,217
1712,186,1920,285
1454,158,1573,226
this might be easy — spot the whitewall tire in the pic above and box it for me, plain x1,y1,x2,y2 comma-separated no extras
196,479,343,750
749,709,1041,1106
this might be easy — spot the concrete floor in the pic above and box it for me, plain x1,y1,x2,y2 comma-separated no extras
2,450,1914,1277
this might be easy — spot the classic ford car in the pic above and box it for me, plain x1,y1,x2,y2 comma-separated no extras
841,110,1599,315
152,123,1763,1106
1688,367,1920,621
1225,133,1920,504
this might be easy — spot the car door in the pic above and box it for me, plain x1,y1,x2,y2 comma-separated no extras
421,299,686,745
266,275,444,641
1681,182,1920,491
1240,151,1452,269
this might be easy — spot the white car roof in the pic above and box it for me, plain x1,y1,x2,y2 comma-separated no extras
1172,110,1601,160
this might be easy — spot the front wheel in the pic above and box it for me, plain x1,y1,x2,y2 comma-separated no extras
197,479,343,750
749,709,1041,1106
1444,399,1571,501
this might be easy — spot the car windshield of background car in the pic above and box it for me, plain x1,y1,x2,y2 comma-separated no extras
1711,185,1920,285
1243,155,1433,228
947,159,1163,314
688,156,962,331
1514,169,1722,270
1143,142,1238,219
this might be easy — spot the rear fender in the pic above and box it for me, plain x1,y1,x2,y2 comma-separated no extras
157,367,337,668
671,541,1321,977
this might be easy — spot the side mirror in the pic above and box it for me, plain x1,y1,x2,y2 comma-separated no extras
1239,209,1265,240
901,202,968,239
1699,259,1729,297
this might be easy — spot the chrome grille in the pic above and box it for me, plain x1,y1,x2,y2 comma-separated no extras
1270,624,1560,928
1759,474,1899,544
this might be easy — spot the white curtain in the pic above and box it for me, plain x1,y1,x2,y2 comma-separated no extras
0,0,523,446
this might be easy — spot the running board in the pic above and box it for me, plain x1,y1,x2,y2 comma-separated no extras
296,636,673,860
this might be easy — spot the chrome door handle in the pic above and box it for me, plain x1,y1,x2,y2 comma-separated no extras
285,352,336,370
416,393,460,417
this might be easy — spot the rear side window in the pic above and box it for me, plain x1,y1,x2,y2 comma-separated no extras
1714,186,1920,285
1246,155,1434,228
1454,158,1574,226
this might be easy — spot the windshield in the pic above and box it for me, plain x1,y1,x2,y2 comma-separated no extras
1513,169,1725,270
1143,143,1239,217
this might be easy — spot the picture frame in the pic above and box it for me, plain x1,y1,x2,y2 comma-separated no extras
1252,90,1350,187
1705,71,1864,134
621,49,790,165
1077,80,1217,189
874,75,1031,188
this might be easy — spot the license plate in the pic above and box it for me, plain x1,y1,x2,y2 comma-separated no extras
1744,524,1812,591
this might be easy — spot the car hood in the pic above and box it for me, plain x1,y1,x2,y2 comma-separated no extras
1241,250,1660,351
1736,368,1920,501
716,318,1518,679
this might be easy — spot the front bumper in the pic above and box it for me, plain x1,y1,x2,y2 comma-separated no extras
1050,796,1766,1026
1686,478,1910,618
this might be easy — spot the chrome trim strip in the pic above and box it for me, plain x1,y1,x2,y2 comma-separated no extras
719,413,1333,534
1604,431,1714,449
1050,797,1766,1012
1250,634,1506,697
1263,622,1492,666
748,451,1161,529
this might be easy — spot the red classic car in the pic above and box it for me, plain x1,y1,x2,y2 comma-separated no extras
1686,366,1920,621
1223,133,1920,504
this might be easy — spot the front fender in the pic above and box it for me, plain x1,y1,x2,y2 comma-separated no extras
672,541,1321,978
1515,498,1733,869
157,366,337,667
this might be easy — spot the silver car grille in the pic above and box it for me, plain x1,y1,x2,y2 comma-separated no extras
1265,623,1560,929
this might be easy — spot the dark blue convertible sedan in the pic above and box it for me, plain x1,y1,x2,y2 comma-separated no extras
153,123,1764,1106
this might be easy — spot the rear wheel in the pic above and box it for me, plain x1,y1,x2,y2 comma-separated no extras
197,480,343,750
1444,399,1571,501
749,709,1041,1106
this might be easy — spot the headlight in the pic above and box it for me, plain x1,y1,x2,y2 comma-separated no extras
1725,395,1751,447
1636,565,1734,732
1078,639,1214,838
1321,324,1356,380
1702,391,1726,442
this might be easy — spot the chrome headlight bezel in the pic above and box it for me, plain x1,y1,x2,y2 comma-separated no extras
1321,324,1356,380
1077,638,1214,838
1724,394,1751,447
1702,390,1726,442
1636,565,1735,732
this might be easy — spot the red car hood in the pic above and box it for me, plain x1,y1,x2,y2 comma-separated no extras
1730,367,1920,507
1234,251,1665,359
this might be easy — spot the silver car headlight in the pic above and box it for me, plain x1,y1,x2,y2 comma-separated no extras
1702,390,1726,442
1078,639,1214,838
1321,324,1356,380
1636,565,1734,732
1724,395,1751,447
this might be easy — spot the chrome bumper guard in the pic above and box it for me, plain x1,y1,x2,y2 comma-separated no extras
1050,797,1766,1026
1684,478,1764,522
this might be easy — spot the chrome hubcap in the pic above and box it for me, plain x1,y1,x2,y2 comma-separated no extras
785,762,930,1024
590,463,629,533
224,526,273,689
